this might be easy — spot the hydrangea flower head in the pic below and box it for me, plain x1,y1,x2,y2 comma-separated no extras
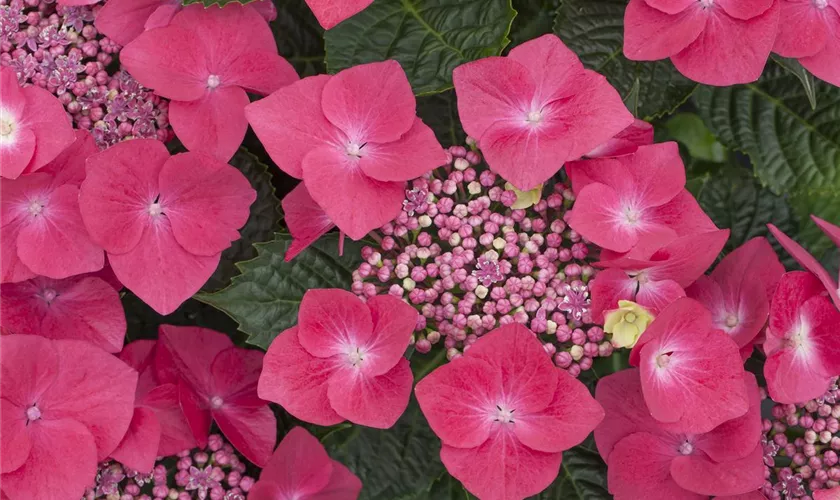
304,0,372,29
687,237,784,351
415,323,604,500
763,271,840,404
595,368,764,499
0,66,74,179
773,0,840,87
1,130,104,283
624,0,781,85
0,272,125,353
79,139,256,315
258,289,417,429
121,3,298,161
769,218,840,309
604,300,654,348
154,325,277,467
248,427,362,500
246,60,448,241
629,297,750,433
0,334,137,500
453,34,634,190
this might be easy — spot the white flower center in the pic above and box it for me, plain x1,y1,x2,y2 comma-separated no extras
345,142,363,158
814,0,828,8
525,110,543,125
28,200,44,216
148,202,163,217
699,0,714,8
623,206,641,225
210,396,224,409
41,288,58,303
656,352,672,369
725,314,739,328
0,118,15,138
207,74,221,89
26,405,41,422
347,347,365,367
494,405,515,424
679,441,694,455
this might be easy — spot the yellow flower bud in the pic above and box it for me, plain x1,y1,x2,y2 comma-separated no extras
604,300,654,348
505,182,543,209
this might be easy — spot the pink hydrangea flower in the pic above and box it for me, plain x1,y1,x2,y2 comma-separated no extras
304,0,372,29
768,218,840,309
248,427,362,500
79,139,256,315
686,237,784,351
628,297,750,433
816,487,840,500
415,324,605,500
587,119,655,158
773,0,840,87
763,271,840,404
246,60,447,241
595,368,765,499
155,325,277,467
95,0,277,46
453,34,634,191
624,0,781,85
590,229,730,319
0,273,125,353
258,289,417,428
566,142,717,253
109,339,197,473
1,130,103,283
0,66,74,179
121,3,298,161
0,335,137,500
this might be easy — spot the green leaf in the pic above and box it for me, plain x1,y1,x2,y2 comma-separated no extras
534,436,610,499
693,63,840,196
553,0,696,120
195,233,364,349
665,113,727,163
122,294,246,344
324,0,516,95
789,188,840,258
202,148,282,292
507,0,561,49
416,89,465,146
182,0,256,6
771,55,818,110
272,0,325,77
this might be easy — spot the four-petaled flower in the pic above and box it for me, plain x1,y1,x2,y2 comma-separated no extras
773,0,840,87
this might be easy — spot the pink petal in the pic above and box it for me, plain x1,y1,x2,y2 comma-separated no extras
214,403,276,466
18,85,75,175
327,358,413,428
0,126,35,180
210,347,264,408
644,0,697,14
119,340,156,399
506,34,584,104
282,183,335,261
514,369,604,453
644,229,731,287
670,444,765,496
144,3,180,30
415,356,501,449
119,24,207,101
94,0,167,46
589,268,639,322
440,429,563,500
1,399,31,474
712,237,784,302
624,0,707,60
0,418,98,500
109,407,161,473
304,0,372,29
606,432,703,500
772,0,830,57
253,0,277,22
156,325,232,393
140,383,196,456
0,335,58,407
358,119,447,182
361,295,417,376
298,289,374,358
302,146,405,240
815,487,840,500
178,381,211,448
568,183,638,253
716,0,775,20
34,129,98,185
453,56,536,140
260,427,333,496
220,49,298,96
767,271,826,340
244,75,338,180
159,151,256,256
813,214,840,250
587,119,655,158
257,327,343,426
305,460,363,500
635,298,749,433
635,278,686,315
672,1,781,85
594,368,661,462
108,218,220,315
79,139,170,254
465,324,558,414
694,373,762,462
0,178,42,283
17,184,105,279
648,189,719,237
800,15,840,87
247,481,284,500
622,142,687,207
765,345,837,405
321,60,415,143
768,224,840,308
169,86,250,162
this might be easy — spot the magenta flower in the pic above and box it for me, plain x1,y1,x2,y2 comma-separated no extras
79,139,256,315
246,60,447,241
415,324,604,500
624,0,781,85
586,119,655,159
0,272,125,353
304,0,372,29
453,34,633,191
259,289,417,428
595,368,764,499
154,325,277,467
763,271,840,404
120,3,298,161
0,66,74,179
773,0,840,87
567,142,716,253
686,237,784,352
589,229,730,319
628,298,749,433
109,339,197,473
248,427,362,500
0,335,137,500
1,130,103,283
